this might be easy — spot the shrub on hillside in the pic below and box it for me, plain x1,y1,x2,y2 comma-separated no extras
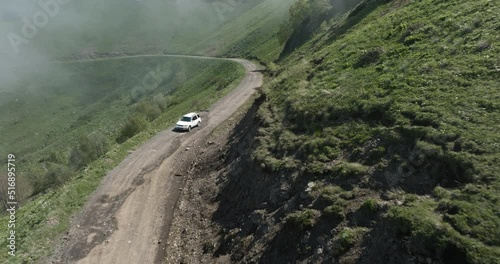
334,162,369,178
47,150,67,164
332,227,366,256
216,79,227,91
285,209,320,231
42,163,74,192
324,204,345,220
70,132,110,169
361,198,379,213
117,114,148,143
354,47,384,68
136,101,161,121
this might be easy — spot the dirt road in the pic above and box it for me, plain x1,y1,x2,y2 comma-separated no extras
50,56,263,264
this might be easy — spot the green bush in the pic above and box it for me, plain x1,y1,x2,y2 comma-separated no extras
332,227,366,256
318,185,343,203
27,162,74,196
354,47,384,68
47,150,66,164
361,198,379,213
23,164,46,196
44,163,75,190
117,114,148,143
70,132,110,168
334,162,369,178
136,101,162,121
212,76,229,91
286,209,320,231
324,204,345,220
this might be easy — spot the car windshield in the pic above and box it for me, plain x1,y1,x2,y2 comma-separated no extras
181,116,192,122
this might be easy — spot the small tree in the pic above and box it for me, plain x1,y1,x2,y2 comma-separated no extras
24,163,48,196
70,132,110,168
47,150,66,164
136,101,161,121
44,163,74,190
117,114,148,143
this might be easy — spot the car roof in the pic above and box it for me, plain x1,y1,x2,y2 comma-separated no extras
183,112,198,117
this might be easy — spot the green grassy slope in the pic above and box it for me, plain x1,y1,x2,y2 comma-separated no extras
0,57,244,262
252,0,499,262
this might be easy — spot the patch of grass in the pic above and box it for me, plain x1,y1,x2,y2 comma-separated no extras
332,227,367,256
285,209,321,231
361,198,379,213
387,197,500,263
334,162,370,178
318,185,344,202
323,204,345,220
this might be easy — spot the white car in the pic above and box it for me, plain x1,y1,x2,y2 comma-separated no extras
175,112,201,132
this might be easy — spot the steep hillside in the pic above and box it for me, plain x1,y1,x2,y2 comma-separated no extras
166,0,500,263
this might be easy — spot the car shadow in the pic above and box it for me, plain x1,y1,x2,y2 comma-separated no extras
171,129,189,133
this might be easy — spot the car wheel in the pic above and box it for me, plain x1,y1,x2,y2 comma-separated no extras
198,121,201,127
188,126,191,132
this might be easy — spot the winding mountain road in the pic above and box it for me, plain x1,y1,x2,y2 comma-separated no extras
50,55,263,264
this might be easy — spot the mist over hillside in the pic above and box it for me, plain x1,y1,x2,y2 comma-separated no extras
0,0,269,102
0,0,264,71
0,0,265,223
0,0,266,59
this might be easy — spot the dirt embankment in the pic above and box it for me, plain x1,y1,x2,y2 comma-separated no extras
163,96,440,264
165,94,329,264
